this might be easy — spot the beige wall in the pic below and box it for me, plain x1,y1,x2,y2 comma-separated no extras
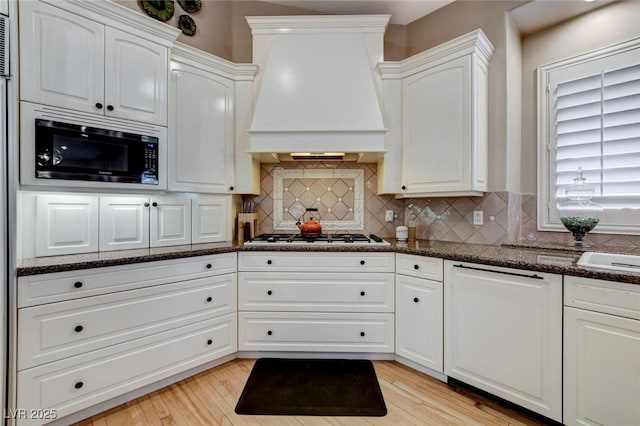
406,1,526,193
520,0,640,194
112,0,233,59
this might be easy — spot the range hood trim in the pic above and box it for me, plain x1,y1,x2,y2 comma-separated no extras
246,15,391,35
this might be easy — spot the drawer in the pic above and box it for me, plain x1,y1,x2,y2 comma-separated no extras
238,312,394,353
238,251,394,273
564,276,640,320
238,272,394,313
17,314,237,426
396,254,443,281
18,252,237,307
18,273,236,369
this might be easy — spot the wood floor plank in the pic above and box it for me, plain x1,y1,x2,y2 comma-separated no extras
72,359,547,426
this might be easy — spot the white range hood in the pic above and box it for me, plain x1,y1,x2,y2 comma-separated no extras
246,15,390,161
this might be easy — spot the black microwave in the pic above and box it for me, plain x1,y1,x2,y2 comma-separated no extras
35,119,159,185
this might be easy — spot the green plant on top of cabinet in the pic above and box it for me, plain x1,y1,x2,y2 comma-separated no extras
19,0,177,126
378,30,493,197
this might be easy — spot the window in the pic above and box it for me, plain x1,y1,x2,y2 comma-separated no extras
538,37,640,234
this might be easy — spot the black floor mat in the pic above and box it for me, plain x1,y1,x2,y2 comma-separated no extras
234,358,387,416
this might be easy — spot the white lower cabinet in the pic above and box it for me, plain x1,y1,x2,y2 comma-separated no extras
444,260,562,422
239,312,394,352
17,314,236,426
16,253,237,425
563,276,640,426
238,252,395,354
395,254,443,373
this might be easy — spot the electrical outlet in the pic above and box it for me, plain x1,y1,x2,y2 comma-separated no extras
473,210,483,225
385,210,394,222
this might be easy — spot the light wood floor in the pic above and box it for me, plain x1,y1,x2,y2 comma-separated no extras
73,359,549,426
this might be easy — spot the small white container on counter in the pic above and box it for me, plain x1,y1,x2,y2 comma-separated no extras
396,226,408,242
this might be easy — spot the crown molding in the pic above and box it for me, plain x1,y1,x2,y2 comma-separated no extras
171,42,258,81
246,15,390,35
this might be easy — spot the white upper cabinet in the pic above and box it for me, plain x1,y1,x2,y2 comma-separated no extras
150,195,191,247
19,1,105,115
192,196,231,244
36,194,99,257
103,27,168,125
19,0,173,126
169,45,235,193
378,30,493,197
99,196,150,252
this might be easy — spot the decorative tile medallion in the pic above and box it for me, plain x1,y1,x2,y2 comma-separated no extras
273,169,364,231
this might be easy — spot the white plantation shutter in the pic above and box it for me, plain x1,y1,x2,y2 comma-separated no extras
555,64,640,209
539,38,640,234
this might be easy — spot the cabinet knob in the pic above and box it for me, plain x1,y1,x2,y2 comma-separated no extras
95,102,103,109
144,202,150,207
401,185,407,190
360,291,365,296
267,260,272,265
414,264,420,270
74,381,84,389
152,202,158,207
229,186,234,191
360,331,365,337
206,263,212,269
207,339,213,345
206,297,213,303
74,281,83,289
267,330,273,336
74,325,84,333
413,297,420,303
106,105,114,111
267,290,272,296
360,260,365,265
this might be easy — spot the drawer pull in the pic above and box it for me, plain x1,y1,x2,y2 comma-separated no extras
74,325,84,333
267,290,273,296
267,330,273,336
74,381,84,389
360,260,366,265
360,331,366,337
206,263,212,269
267,260,273,265
414,264,420,270
360,291,365,296
74,281,83,289
206,297,213,303
453,264,544,280
207,339,213,345
413,297,420,303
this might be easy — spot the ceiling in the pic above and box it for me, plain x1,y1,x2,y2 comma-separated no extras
258,0,615,31
258,0,455,25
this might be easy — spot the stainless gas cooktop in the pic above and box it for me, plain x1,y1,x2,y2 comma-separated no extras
244,233,391,246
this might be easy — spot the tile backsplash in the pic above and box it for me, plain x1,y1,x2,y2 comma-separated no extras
248,162,640,247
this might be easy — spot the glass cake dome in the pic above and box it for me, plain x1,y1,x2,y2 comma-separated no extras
558,167,602,246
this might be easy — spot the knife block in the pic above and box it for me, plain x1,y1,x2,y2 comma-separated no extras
237,213,258,242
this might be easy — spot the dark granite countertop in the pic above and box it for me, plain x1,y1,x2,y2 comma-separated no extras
17,239,640,285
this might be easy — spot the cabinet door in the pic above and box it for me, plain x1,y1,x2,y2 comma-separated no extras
396,275,443,372
169,63,234,193
564,307,640,426
19,1,105,113
150,196,191,247
99,197,150,252
192,196,230,244
444,261,562,421
104,27,168,126
36,194,98,257
402,55,473,195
